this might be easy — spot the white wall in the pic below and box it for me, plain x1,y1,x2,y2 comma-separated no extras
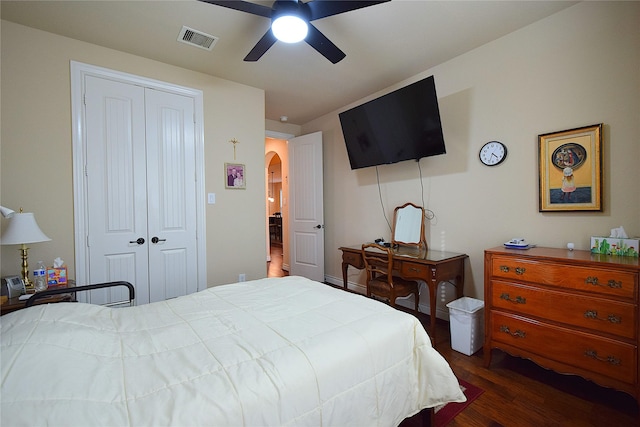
2,3,638,301
265,119,301,138
1,20,268,286
303,2,640,300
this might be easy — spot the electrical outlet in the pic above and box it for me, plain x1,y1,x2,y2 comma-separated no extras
238,273,246,282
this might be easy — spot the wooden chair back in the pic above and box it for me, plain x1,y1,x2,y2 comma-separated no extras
362,243,395,287
361,243,420,313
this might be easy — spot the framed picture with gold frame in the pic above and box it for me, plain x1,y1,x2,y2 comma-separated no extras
538,123,602,212
225,163,246,189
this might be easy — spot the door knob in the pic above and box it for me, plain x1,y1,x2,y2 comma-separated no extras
129,238,145,245
151,236,167,244
314,224,324,229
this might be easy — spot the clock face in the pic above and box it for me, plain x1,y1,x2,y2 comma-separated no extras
479,141,507,166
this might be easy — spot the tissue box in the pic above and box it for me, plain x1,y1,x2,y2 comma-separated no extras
47,267,68,286
590,237,639,257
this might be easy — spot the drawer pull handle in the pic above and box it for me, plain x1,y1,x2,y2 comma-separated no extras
499,266,526,275
585,276,599,286
608,279,622,289
585,276,623,289
584,310,622,324
584,349,621,366
500,293,526,304
409,267,421,272
499,325,526,338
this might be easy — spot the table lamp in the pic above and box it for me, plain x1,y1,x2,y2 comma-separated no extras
1,206,51,289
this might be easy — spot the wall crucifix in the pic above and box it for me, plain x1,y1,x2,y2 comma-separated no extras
230,138,240,160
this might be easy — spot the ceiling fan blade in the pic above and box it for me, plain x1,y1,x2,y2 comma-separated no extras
197,0,273,18
307,0,390,21
244,29,278,61
305,23,345,64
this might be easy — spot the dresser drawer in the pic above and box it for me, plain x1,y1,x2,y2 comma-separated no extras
491,311,637,384
491,256,637,299
491,280,637,339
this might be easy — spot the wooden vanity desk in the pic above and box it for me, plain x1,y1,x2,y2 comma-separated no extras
339,245,468,343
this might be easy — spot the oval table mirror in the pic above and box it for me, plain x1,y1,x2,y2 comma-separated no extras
392,202,426,248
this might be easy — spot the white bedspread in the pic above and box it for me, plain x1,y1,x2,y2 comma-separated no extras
1,276,465,426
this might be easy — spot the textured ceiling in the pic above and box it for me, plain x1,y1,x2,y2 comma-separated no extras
1,0,576,125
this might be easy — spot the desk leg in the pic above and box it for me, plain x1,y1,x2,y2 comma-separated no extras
341,262,349,290
428,267,438,345
456,274,464,299
455,259,465,299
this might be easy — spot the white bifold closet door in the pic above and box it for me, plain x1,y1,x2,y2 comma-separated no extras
84,75,198,305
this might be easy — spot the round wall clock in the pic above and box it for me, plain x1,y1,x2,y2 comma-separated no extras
479,141,507,166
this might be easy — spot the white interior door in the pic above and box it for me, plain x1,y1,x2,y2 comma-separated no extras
84,75,198,305
85,76,150,304
288,131,324,281
145,89,198,302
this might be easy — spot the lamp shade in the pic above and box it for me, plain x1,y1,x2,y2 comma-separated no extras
0,205,15,218
1,212,51,245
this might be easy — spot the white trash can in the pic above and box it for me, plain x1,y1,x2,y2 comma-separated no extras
446,297,484,356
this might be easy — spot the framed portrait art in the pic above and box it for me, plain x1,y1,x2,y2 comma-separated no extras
538,123,602,212
225,163,246,189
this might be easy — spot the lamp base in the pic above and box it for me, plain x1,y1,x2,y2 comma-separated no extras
18,244,34,289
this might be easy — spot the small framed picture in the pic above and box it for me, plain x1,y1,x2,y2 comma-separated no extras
538,124,602,212
225,163,246,189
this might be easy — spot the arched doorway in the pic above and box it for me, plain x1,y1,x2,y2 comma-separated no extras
267,153,283,241
265,149,287,277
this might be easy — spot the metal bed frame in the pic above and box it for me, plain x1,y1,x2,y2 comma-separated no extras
25,281,135,307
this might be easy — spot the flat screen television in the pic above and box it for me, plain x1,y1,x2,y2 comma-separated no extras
338,75,446,170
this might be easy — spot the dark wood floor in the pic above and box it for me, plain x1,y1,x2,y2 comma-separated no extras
418,312,638,427
267,243,288,278
267,247,638,426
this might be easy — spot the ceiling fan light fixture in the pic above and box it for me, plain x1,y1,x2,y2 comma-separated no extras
272,15,308,43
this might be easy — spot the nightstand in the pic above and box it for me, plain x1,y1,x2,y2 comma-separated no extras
1,280,76,315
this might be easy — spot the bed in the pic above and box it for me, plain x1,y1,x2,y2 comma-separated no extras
1,276,465,426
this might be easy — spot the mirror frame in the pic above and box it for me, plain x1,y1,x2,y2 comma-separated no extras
391,202,427,248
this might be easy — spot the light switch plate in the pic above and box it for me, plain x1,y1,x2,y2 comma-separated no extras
207,193,216,204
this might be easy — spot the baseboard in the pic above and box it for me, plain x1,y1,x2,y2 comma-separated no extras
323,274,451,321
397,297,451,321
324,274,365,293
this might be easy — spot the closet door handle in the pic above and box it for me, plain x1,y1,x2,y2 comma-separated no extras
151,236,166,244
129,238,145,245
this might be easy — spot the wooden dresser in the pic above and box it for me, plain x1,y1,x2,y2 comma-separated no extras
484,246,640,406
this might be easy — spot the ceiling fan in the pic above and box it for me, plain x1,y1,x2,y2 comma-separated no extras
199,0,390,63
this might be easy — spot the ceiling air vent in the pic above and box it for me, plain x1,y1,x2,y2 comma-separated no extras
178,26,218,51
